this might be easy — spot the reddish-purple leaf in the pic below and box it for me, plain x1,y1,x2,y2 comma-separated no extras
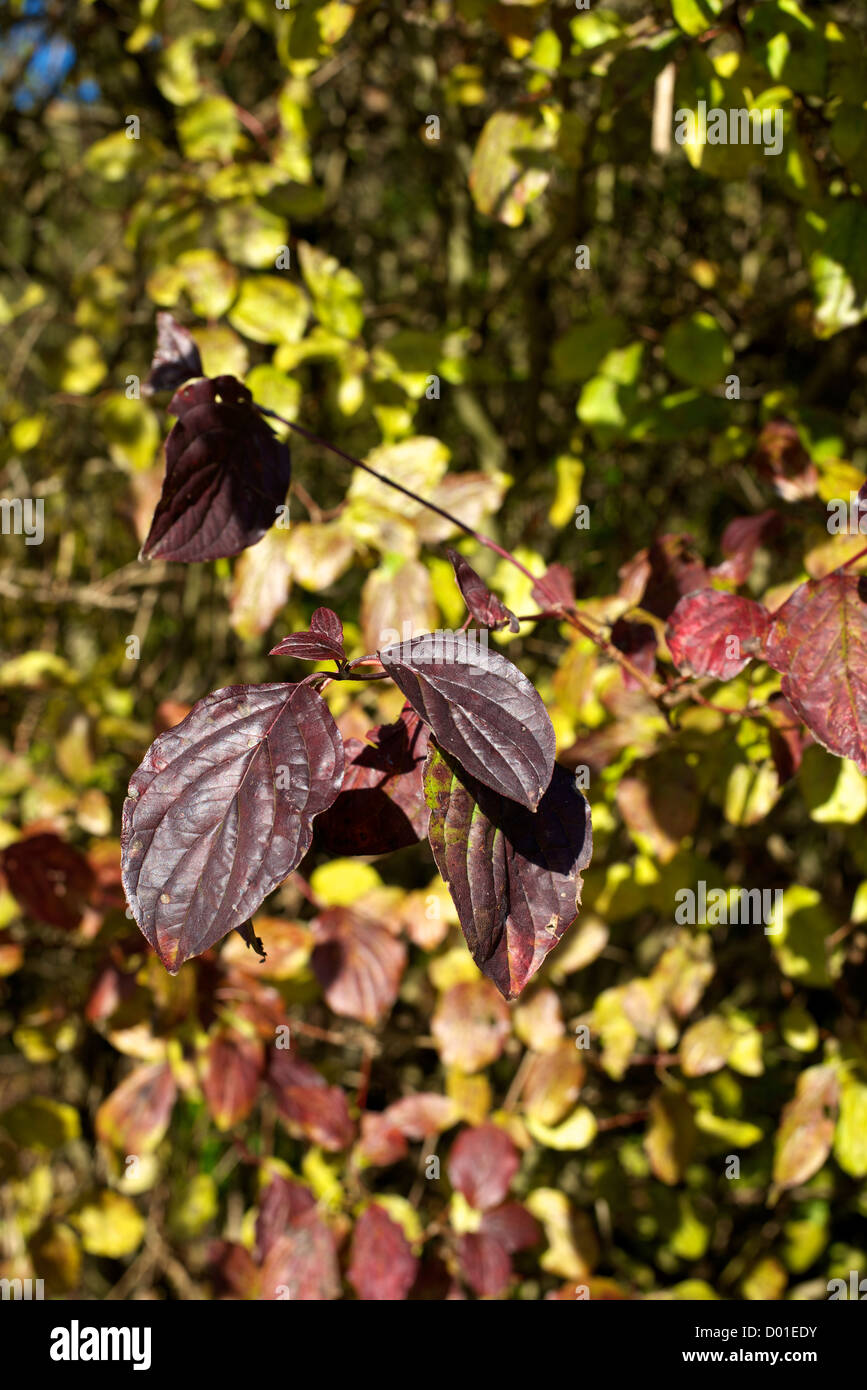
610,617,657,691
142,312,204,396
358,1113,409,1167
268,1049,325,1092
211,1241,262,1299
121,682,344,974
712,509,781,585
260,1211,341,1301
141,375,291,563
531,564,575,610
85,961,138,1023
269,607,346,663
766,693,807,784
201,1030,263,1130
310,906,407,1025
315,706,430,855
357,1091,458,1166
0,833,95,930
424,745,592,1000
348,1204,419,1301
666,590,770,680
446,549,519,632
618,533,710,619
408,1256,464,1301
278,1085,354,1151
448,1124,520,1211
752,420,817,501
457,1233,513,1298
255,1174,316,1262
381,634,555,811
95,1062,177,1154
763,572,867,772
268,1050,355,1151
480,1203,540,1253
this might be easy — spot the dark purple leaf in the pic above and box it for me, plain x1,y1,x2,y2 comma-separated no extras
448,1124,520,1211
141,375,291,563
446,548,519,632
618,533,710,620
121,682,344,973
763,571,867,772
269,607,346,663
666,590,770,680
767,693,807,784
380,634,555,811
0,833,95,930
142,312,203,396
310,906,407,1025
235,918,267,962
424,745,592,999
348,1205,419,1301
610,617,657,691
456,1233,512,1297
315,706,430,855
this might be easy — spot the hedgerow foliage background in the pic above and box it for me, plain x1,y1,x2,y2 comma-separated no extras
2,0,867,1300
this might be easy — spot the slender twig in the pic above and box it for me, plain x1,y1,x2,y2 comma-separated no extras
259,408,539,581
840,545,867,571
259,407,666,697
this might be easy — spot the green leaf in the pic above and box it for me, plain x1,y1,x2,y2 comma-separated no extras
834,1076,867,1178
551,316,627,383
298,241,364,338
177,96,243,161
663,312,733,390
176,249,238,318
469,109,557,227
0,1097,81,1150
671,0,724,38
228,276,310,344
217,201,289,270
744,0,826,96
803,202,867,338
769,885,844,987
